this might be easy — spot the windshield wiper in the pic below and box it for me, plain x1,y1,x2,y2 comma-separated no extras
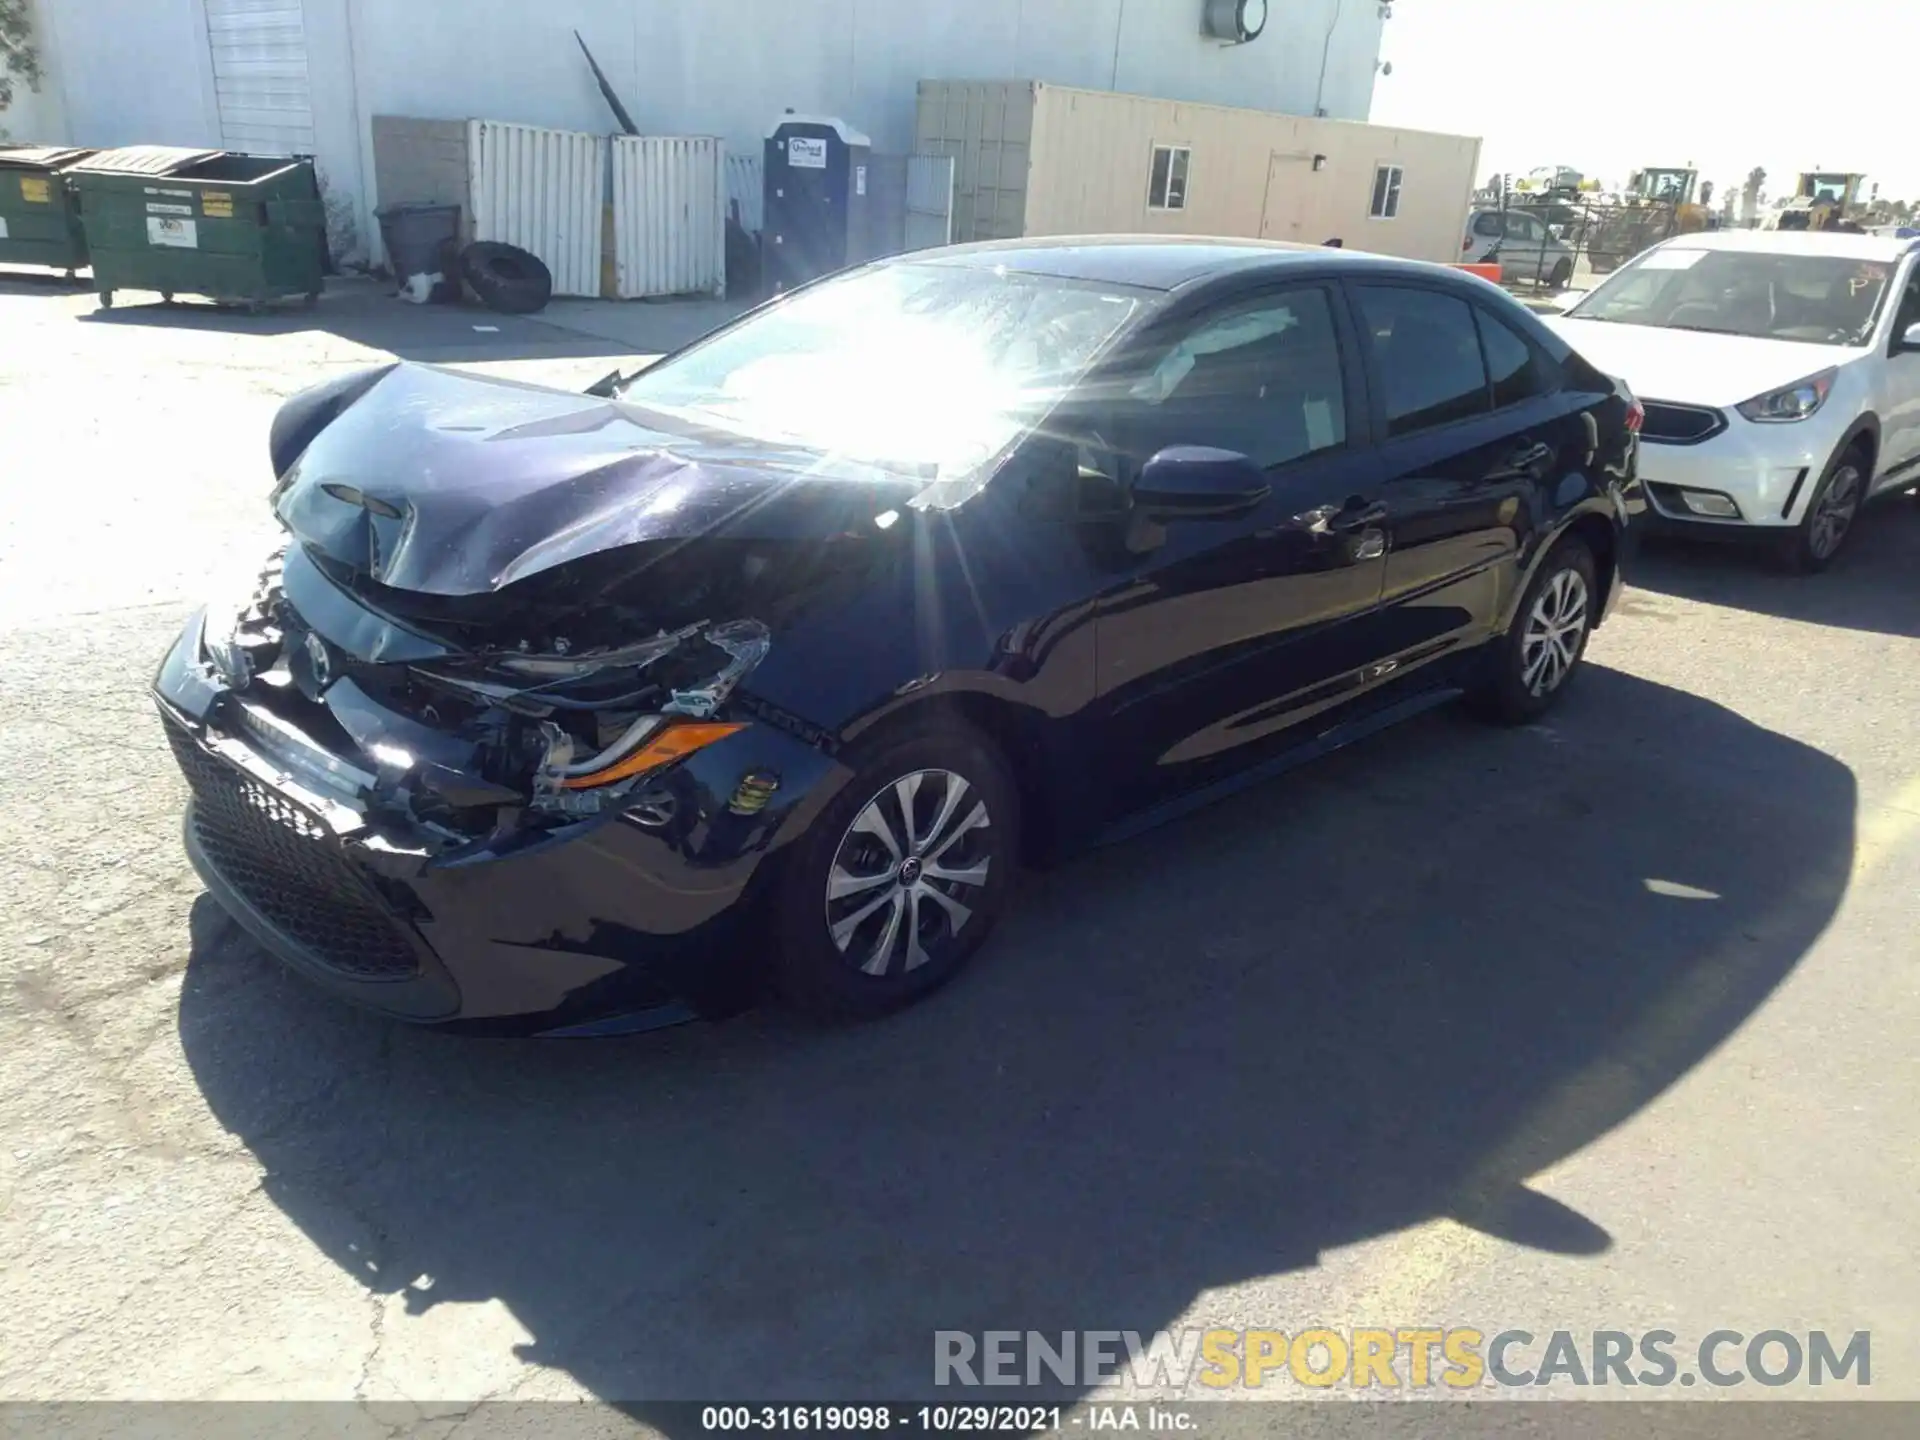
1662,323,1737,335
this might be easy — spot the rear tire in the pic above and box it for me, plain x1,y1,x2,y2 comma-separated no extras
1547,258,1574,289
1777,444,1868,573
1468,537,1597,726
770,721,1019,1021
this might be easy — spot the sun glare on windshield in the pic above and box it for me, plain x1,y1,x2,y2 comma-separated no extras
618,263,1145,476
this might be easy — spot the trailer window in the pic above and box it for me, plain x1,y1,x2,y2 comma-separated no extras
1370,165,1404,220
1149,146,1191,211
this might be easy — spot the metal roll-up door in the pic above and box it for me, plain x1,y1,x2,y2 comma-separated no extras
204,0,317,156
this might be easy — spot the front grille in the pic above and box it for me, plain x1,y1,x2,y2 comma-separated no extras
1640,400,1727,445
165,722,423,979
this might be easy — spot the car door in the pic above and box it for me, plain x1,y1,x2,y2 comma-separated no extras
1083,281,1393,814
1500,213,1546,285
1466,210,1504,263
1350,283,1587,680
1873,258,1920,492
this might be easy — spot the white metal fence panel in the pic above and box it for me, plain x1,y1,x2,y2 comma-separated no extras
204,0,317,155
611,135,727,299
726,152,763,233
466,120,605,298
905,154,956,252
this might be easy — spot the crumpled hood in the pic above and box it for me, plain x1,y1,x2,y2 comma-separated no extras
272,362,921,596
1542,317,1860,407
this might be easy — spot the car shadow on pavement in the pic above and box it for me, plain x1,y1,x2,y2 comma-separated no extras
176,665,1855,1409
1630,496,1920,637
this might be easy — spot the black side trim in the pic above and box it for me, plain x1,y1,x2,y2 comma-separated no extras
1779,466,1811,519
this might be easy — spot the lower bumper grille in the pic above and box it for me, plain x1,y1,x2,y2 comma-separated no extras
165,721,423,979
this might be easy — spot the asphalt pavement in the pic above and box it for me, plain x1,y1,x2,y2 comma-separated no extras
1,274,1916,1427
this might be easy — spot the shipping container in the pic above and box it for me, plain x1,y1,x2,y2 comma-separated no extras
915,80,1481,264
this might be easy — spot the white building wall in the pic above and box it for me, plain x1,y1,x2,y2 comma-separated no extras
349,0,1385,164
27,0,1387,269
36,0,222,151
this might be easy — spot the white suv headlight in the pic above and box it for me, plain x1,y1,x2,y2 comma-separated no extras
1736,369,1836,423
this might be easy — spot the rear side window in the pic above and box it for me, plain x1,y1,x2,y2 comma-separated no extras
1354,286,1490,437
1476,309,1549,409
1471,212,1503,238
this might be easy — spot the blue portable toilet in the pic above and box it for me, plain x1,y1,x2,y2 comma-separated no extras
763,113,872,294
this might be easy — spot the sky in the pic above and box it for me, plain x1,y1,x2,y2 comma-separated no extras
1368,0,1912,206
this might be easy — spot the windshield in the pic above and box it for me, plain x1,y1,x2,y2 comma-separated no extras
618,262,1148,477
1569,247,1892,345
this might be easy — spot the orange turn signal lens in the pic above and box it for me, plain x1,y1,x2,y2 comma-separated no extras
557,722,747,790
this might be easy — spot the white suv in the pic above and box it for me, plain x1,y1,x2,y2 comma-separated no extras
1543,230,1920,569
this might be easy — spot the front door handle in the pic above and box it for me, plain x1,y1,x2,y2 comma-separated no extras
1328,498,1389,531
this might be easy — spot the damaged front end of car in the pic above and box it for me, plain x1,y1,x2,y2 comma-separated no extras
154,533,847,1030
152,360,912,1029
183,544,772,856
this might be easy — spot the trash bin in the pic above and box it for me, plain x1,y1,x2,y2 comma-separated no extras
376,202,461,281
69,146,327,311
0,145,98,277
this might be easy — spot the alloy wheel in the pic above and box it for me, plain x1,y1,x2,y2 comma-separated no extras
1807,463,1862,561
1520,567,1590,697
823,769,993,977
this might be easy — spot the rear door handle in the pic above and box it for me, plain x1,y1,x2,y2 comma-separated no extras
1507,441,1554,472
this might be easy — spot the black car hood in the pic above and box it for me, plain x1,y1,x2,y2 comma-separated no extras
272,362,923,596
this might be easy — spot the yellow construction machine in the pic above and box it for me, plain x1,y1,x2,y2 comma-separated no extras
1766,172,1870,231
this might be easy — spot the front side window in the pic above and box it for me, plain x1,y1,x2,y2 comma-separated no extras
1102,288,1348,471
1370,165,1404,220
618,261,1147,479
1355,285,1491,436
1569,247,1894,346
1149,145,1191,210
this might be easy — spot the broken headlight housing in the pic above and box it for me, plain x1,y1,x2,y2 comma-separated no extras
440,618,771,819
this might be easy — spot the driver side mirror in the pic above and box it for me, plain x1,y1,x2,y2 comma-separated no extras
1125,447,1271,554
1131,446,1271,518
1898,322,1920,352
1550,289,1589,314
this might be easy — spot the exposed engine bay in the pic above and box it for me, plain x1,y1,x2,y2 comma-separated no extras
193,542,776,858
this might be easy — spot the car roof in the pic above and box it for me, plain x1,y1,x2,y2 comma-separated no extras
912,234,1470,293
1651,229,1920,263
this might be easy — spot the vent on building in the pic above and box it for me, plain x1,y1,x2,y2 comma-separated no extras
1202,0,1269,44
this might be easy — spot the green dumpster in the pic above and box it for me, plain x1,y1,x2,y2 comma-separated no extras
0,146,98,277
69,146,326,311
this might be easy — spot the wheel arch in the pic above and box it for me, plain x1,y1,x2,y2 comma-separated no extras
1836,413,1880,480
840,688,1061,865
1502,502,1620,634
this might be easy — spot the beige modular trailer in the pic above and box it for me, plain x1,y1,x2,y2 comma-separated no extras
916,80,1482,264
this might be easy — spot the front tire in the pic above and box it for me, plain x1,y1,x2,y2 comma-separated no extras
1469,537,1597,726
1778,445,1868,573
770,722,1019,1021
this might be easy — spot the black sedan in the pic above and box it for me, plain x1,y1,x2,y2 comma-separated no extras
153,237,1644,1033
